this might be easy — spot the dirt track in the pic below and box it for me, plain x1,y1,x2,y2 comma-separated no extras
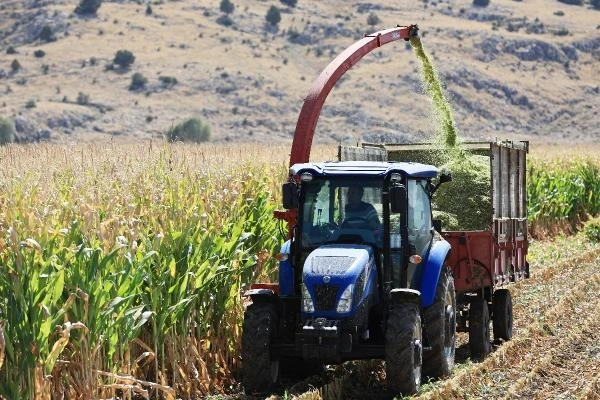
418,248,600,400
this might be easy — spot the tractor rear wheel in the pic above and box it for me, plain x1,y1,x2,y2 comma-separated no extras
493,289,513,341
385,303,422,396
242,302,279,395
469,295,491,360
423,268,456,378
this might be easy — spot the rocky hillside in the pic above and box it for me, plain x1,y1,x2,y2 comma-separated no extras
0,0,598,146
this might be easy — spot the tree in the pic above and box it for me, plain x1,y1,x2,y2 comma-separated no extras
39,25,56,42
75,0,102,16
166,117,211,143
129,72,147,91
280,0,297,7
220,0,234,14
11,59,21,73
265,6,281,26
367,13,380,26
0,117,15,145
113,50,135,69
472,0,490,6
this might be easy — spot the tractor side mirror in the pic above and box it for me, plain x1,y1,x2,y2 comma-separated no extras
439,171,452,185
390,184,407,214
430,172,452,196
282,182,298,209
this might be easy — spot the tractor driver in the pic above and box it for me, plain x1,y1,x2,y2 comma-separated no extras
343,186,382,236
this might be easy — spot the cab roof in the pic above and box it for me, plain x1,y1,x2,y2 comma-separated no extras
290,161,438,178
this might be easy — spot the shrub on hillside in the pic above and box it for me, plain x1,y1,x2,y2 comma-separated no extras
280,0,297,7
592,0,600,9
129,72,147,91
75,0,102,16
216,14,234,27
0,117,15,145
159,76,178,87
34,49,46,58
367,13,380,26
39,25,56,42
265,6,281,26
113,50,135,69
6,46,17,54
77,92,90,105
557,0,582,4
11,59,21,72
166,117,211,143
473,0,490,6
220,0,234,14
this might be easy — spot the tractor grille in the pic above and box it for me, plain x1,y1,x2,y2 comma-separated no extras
314,284,340,311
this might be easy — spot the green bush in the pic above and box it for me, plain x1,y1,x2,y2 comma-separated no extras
129,72,147,91
216,14,234,27
0,117,15,145
220,0,234,14
34,49,46,58
583,218,600,243
166,117,211,143
39,25,56,42
367,13,380,26
280,0,297,7
592,0,600,9
473,0,490,6
113,50,135,69
75,0,102,15
265,6,281,26
77,92,90,105
6,45,17,54
25,99,36,109
11,59,21,72
159,75,178,87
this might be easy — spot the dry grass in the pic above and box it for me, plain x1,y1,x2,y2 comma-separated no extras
0,1,598,144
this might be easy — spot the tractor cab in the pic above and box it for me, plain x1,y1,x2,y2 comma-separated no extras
285,161,441,296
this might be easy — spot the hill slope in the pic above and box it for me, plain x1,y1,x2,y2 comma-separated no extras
0,0,599,145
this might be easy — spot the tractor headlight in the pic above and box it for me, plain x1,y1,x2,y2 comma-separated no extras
302,283,315,313
336,284,354,313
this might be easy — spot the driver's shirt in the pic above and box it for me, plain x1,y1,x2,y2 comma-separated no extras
344,201,381,232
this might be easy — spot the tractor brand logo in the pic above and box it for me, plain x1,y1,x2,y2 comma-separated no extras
392,32,401,39
322,275,331,283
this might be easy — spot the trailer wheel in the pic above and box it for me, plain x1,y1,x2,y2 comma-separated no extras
385,303,422,396
469,295,491,360
242,302,279,395
493,289,513,341
423,268,456,378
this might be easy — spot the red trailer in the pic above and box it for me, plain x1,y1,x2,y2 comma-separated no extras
341,140,530,357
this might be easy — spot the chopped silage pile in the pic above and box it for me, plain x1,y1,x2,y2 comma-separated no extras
409,38,493,231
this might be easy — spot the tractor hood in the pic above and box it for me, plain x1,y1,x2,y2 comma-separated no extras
302,244,377,317
303,244,373,278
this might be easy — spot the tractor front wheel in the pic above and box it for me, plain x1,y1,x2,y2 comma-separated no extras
385,302,422,396
469,295,491,360
242,302,279,395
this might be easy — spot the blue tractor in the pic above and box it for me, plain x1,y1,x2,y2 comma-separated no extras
242,161,455,396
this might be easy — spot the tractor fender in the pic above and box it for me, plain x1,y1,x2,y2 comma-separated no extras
244,288,278,304
419,240,451,308
390,288,421,306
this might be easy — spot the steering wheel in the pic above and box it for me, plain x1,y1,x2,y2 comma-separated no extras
341,216,371,229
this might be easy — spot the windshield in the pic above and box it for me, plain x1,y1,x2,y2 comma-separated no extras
300,177,384,248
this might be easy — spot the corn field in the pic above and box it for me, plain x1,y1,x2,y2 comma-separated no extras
0,142,598,399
